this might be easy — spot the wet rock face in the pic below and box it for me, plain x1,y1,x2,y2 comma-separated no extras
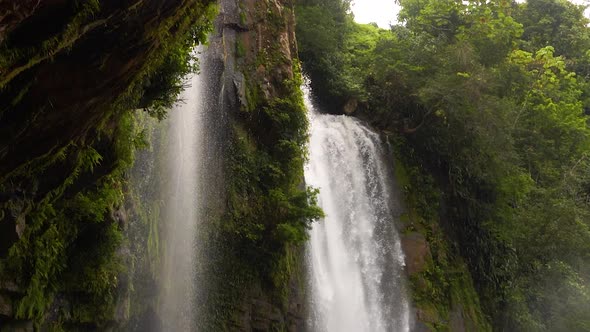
226,283,306,332
0,280,19,293
0,198,29,258
0,293,13,317
343,98,358,115
0,0,215,177
214,0,298,103
0,283,27,331
201,0,307,330
0,0,42,43
450,305,467,332
401,232,432,275
0,217,19,258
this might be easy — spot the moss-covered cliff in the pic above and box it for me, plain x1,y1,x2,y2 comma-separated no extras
0,0,216,329
391,143,491,332
194,0,321,330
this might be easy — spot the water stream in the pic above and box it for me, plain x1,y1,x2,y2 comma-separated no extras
158,66,205,331
304,84,411,332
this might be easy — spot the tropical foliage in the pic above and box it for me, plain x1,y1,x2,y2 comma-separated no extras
296,0,590,330
0,1,217,328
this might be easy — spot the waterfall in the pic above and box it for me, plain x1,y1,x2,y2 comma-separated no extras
304,83,412,332
158,59,205,331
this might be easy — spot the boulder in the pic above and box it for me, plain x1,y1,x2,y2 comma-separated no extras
343,99,358,115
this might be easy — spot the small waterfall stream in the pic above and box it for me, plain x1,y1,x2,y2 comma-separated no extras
159,63,205,331
304,84,411,332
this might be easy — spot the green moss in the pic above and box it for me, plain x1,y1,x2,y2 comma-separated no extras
199,2,321,327
1,111,164,327
106,2,218,121
3,115,139,324
240,11,248,26
236,39,246,58
243,74,261,112
0,0,102,89
390,138,491,331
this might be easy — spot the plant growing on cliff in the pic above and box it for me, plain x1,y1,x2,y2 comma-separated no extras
198,3,324,327
0,0,218,327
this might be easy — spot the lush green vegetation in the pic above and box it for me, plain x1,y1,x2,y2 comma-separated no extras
198,4,323,328
393,144,491,331
223,69,323,283
296,0,590,330
0,1,217,328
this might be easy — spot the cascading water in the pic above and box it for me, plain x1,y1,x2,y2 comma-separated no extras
158,59,205,331
304,83,412,332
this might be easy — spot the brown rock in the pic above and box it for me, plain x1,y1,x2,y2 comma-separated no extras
450,305,467,332
343,99,358,115
416,306,440,325
251,298,272,330
0,279,20,293
0,293,13,316
401,232,431,275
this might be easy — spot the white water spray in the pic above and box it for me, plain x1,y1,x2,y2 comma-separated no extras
159,68,205,331
304,83,411,332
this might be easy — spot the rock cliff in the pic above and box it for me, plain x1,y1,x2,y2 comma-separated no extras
195,0,313,330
